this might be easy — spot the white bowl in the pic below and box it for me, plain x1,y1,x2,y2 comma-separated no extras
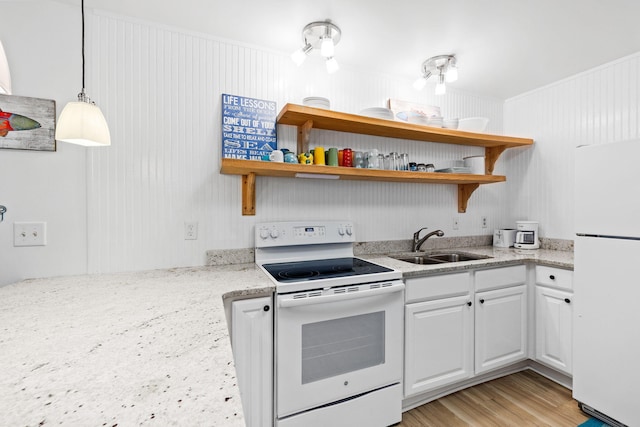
463,155,485,174
458,117,489,133
303,97,330,109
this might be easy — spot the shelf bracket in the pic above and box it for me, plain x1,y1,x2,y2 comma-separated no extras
458,183,480,213
242,173,256,215
485,146,507,175
297,120,313,154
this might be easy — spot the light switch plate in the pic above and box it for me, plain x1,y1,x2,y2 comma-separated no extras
14,222,47,246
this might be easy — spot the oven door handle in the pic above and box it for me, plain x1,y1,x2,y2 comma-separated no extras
278,283,405,308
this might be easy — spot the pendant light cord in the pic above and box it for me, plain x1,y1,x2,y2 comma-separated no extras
81,0,85,90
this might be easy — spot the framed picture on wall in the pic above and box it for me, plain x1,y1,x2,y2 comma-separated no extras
221,93,277,160
388,99,441,122
0,93,56,152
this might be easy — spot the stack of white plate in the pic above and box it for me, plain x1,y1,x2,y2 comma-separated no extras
407,115,430,125
427,116,444,127
303,97,331,109
359,107,395,120
443,118,459,129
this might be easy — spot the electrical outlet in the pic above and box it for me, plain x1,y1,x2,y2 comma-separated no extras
452,217,460,230
482,216,488,228
14,222,47,246
184,221,198,240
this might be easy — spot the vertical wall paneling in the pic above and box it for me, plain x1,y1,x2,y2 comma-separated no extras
504,52,640,240
87,10,505,274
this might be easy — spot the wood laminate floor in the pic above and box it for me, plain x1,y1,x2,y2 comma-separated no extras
399,370,589,427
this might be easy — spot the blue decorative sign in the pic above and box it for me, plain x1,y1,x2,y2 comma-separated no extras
221,94,277,160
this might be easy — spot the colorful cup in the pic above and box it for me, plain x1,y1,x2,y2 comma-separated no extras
284,152,298,163
327,148,338,166
342,148,353,167
313,146,325,165
269,150,284,162
338,150,344,166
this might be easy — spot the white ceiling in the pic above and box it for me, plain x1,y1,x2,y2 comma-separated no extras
53,0,640,99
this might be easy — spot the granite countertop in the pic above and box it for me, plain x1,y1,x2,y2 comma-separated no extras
0,265,273,427
0,246,572,427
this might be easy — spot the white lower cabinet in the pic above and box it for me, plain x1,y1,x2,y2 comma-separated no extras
535,285,573,375
475,285,528,374
404,294,473,397
231,297,273,427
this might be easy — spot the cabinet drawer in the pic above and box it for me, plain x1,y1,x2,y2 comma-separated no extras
536,265,573,291
405,272,471,303
475,265,526,291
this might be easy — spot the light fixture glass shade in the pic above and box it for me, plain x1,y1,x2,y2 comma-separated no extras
435,81,446,96
291,44,312,66
291,48,307,66
326,57,339,74
0,40,12,95
320,37,334,58
56,99,111,146
413,77,427,91
445,64,458,83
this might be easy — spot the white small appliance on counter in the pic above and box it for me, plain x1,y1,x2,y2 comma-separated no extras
493,229,517,248
514,221,540,249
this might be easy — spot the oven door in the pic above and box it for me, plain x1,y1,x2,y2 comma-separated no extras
275,280,404,418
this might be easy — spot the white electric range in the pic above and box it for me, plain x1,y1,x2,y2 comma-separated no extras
255,220,404,427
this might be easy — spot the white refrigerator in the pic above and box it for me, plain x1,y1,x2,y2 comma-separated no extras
574,140,640,427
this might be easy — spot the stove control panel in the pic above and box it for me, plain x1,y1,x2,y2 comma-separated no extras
255,220,356,248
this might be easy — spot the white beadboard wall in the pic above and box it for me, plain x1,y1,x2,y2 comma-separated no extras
504,52,640,239
86,10,505,274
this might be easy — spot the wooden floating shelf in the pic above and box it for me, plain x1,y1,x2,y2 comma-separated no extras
277,103,533,156
221,159,506,215
220,103,533,215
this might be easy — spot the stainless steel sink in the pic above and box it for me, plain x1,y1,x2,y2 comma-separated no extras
391,251,491,265
393,256,447,265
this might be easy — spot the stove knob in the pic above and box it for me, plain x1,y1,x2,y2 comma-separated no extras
345,226,353,236
338,226,346,236
259,228,269,239
270,228,280,239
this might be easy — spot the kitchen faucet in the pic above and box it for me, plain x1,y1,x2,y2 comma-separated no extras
412,227,445,252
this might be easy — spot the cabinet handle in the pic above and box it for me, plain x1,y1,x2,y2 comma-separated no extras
564,298,571,304
467,301,472,307
263,305,270,312
479,298,485,304
549,275,556,280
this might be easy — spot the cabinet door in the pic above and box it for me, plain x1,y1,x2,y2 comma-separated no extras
232,297,273,427
535,286,573,375
405,295,473,397
475,285,527,374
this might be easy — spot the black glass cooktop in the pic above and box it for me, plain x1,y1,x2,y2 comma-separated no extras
262,257,393,283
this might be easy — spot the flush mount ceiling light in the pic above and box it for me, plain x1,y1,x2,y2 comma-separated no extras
0,40,11,95
290,20,342,74
56,0,111,147
413,54,458,96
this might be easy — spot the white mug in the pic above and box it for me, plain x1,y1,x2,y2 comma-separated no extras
269,150,284,162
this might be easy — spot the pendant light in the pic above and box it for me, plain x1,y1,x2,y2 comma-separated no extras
56,0,111,147
0,40,11,95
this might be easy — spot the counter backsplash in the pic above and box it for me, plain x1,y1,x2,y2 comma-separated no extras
205,236,574,266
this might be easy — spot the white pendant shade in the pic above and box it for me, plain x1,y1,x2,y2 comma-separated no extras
0,40,12,95
56,100,111,146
